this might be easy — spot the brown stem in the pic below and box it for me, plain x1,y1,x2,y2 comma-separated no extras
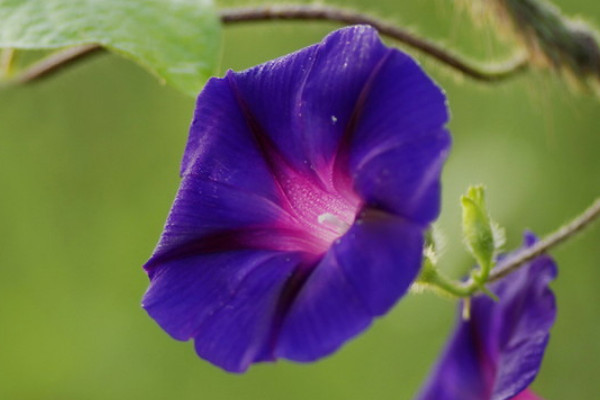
220,5,528,82
10,44,102,84
422,196,600,298
486,197,600,283
2,4,527,86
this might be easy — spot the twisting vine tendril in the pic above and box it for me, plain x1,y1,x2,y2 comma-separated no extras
0,4,528,86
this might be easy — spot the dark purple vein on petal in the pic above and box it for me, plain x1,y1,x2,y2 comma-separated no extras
144,227,325,273
290,41,331,190
331,49,394,195
259,259,317,361
224,71,309,223
186,251,288,341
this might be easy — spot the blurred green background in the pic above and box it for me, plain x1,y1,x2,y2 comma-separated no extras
1,0,599,398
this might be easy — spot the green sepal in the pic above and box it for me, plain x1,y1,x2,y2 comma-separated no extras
461,186,495,280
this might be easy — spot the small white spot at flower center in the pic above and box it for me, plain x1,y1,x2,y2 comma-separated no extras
331,115,338,124
317,212,351,236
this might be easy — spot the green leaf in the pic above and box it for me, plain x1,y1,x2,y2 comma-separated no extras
0,0,221,96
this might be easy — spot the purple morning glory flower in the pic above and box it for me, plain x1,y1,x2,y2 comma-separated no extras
415,233,557,400
142,25,450,372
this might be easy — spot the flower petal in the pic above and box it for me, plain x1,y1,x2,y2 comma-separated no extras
229,26,390,177
142,250,303,372
145,177,293,269
333,209,424,315
349,48,448,152
143,25,451,372
490,239,557,399
415,233,557,400
277,210,424,361
180,77,280,201
351,128,450,224
275,250,372,362
346,47,450,224
295,25,389,174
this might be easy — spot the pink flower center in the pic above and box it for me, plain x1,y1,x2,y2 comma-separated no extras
274,163,361,255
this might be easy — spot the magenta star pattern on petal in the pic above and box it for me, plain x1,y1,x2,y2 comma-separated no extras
142,25,450,372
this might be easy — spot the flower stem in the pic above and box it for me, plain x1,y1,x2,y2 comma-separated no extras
2,44,102,86
416,259,473,298
485,196,600,283
220,5,528,82
1,4,527,87
421,196,600,298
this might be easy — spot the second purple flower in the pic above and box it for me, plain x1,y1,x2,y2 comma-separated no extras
416,233,557,400
142,25,450,372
